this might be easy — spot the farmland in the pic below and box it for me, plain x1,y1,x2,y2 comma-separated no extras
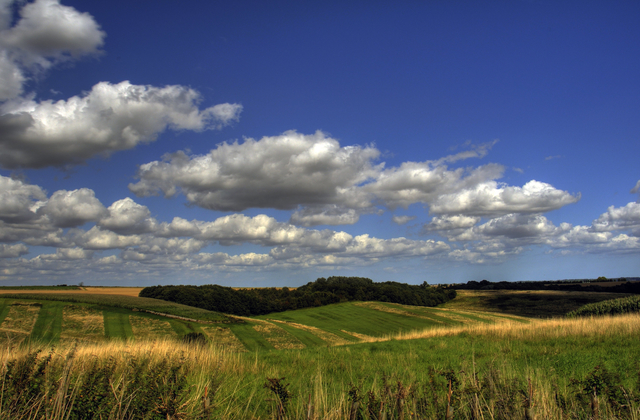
0,287,639,419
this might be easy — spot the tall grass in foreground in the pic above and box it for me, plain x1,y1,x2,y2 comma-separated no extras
1,314,640,419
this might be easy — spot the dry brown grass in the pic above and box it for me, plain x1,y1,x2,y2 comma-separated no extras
0,287,143,296
269,319,351,346
0,303,40,346
251,319,306,350
201,326,246,352
60,305,105,343
129,316,176,339
340,329,377,342
393,312,640,342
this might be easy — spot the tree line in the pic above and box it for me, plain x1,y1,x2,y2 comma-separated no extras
139,276,457,316
450,278,640,294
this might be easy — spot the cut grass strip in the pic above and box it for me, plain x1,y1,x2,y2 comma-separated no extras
0,303,40,346
0,300,11,326
201,326,246,352
130,316,176,339
228,322,275,352
251,319,305,350
30,301,64,343
167,319,200,336
266,320,327,347
268,319,350,346
103,309,134,340
60,305,105,343
260,302,437,339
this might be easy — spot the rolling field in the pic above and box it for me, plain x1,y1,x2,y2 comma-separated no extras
0,290,528,351
0,288,639,418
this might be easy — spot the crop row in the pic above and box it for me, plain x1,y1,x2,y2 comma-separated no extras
567,295,640,317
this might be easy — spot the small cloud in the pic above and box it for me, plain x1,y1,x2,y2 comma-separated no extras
631,180,640,200
513,167,524,174
50,89,61,95
545,155,562,161
392,215,416,225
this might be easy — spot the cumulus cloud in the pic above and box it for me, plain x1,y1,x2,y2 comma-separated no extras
40,188,107,227
365,161,504,210
0,0,105,101
0,175,46,223
37,247,94,260
130,131,579,222
591,202,640,236
0,81,242,168
428,180,580,216
290,206,360,227
130,130,380,211
0,243,28,258
424,215,480,232
76,226,144,250
98,198,156,235
0,1,241,169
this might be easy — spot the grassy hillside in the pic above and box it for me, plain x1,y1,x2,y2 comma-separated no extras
0,292,527,352
2,313,640,419
442,289,630,317
0,292,231,322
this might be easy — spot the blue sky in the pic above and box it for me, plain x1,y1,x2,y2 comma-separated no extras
0,0,639,286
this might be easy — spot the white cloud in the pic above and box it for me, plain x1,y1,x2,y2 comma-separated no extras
0,243,28,258
77,226,143,250
424,215,480,231
392,215,416,225
429,180,580,216
0,81,242,168
591,202,640,236
129,130,380,211
0,175,46,222
0,0,105,101
344,234,449,258
1,0,105,58
474,213,558,239
130,132,580,221
290,206,360,226
98,198,156,235
40,188,107,227
365,161,504,210
38,247,93,260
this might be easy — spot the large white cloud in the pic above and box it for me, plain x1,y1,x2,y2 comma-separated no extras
0,81,242,168
0,0,105,101
428,180,580,216
0,243,28,258
40,188,107,227
592,202,640,235
0,1,241,169
0,175,46,223
130,132,579,223
98,198,157,235
129,130,380,211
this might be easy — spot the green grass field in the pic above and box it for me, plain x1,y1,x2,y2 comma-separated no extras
0,289,639,418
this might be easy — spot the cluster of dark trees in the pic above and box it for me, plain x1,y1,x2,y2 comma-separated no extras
451,278,640,294
139,276,457,316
